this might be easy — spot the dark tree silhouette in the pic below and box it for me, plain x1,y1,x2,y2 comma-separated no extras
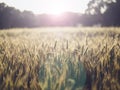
85,0,120,26
86,0,116,15
0,3,36,29
0,1,120,29
103,0,120,26
0,3,8,28
0,3,82,29
21,10,35,27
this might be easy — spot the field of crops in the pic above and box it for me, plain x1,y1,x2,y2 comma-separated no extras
0,27,120,90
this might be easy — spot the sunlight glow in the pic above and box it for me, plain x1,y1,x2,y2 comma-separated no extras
0,0,90,15
46,0,66,15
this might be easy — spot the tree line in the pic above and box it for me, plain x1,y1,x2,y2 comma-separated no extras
0,0,120,29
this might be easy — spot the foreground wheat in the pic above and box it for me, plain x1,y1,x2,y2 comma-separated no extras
0,27,120,90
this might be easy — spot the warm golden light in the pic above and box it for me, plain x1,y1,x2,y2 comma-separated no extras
45,0,66,15
0,0,90,14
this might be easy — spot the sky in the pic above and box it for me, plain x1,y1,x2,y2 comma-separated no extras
0,0,90,14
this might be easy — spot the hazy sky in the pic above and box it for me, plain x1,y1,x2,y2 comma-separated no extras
0,0,90,14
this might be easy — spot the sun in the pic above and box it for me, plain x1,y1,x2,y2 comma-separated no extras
45,0,67,15
48,4,65,15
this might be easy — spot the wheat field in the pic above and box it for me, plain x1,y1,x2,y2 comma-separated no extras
0,27,120,90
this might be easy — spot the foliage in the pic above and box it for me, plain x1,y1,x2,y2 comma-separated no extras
85,0,120,26
86,0,117,15
1,1,120,28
